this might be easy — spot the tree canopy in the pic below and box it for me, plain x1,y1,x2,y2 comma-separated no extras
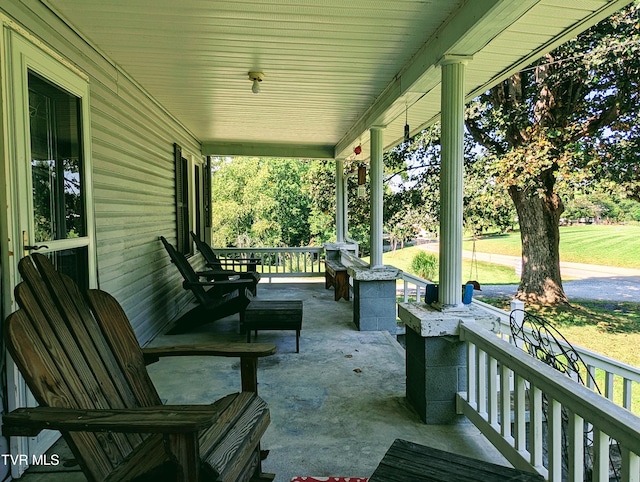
463,2,640,304
209,156,409,254
210,157,307,247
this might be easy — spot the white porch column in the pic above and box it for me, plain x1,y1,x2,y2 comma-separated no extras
343,183,349,242
335,159,345,243
370,126,384,268
438,56,469,310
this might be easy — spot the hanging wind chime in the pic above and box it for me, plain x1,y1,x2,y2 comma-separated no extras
357,164,367,198
404,101,410,143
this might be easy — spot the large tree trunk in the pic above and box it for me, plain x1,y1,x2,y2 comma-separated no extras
509,182,568,305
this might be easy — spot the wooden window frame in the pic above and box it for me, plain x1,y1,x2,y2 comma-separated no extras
174,145,211,254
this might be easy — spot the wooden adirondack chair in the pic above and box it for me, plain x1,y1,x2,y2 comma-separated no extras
190,233,261,295
160,236,254,334
190,232,260,275
2,253,277,482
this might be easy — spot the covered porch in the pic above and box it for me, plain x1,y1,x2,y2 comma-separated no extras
17,266,640,481
20,279,511,481
1,0,638,480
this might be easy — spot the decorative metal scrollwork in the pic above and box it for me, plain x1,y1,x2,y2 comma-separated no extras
509,309,598,389
509,309,620,481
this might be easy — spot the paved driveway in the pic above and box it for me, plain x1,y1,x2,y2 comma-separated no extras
420,242,640,302
476,277,640,302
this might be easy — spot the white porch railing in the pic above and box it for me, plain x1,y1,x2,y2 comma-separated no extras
213,247,325,278
400,272,435,303
472,299,640,414
397,273,640,416
458,321,640,481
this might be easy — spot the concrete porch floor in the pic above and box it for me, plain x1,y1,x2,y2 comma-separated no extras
19,279,509,481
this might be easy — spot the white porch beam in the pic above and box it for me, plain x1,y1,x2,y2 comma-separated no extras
438,56,469,310
202,141,334,159
370,126,384,268
334,0,541,160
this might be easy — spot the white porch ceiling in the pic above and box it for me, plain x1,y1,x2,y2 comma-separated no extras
41,0,631,161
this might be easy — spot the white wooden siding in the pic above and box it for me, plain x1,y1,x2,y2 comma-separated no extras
2,2,201,344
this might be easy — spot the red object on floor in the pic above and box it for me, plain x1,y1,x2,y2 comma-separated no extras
290,478,369,482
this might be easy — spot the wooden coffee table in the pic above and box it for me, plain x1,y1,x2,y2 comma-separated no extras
244,300,303,353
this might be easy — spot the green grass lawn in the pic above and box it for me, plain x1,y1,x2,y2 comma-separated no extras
386,225,640,284
381,245,521,285
462,224,640,269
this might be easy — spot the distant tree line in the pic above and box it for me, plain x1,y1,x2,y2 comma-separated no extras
563,191,640,223
210,157,305,247
209,155,424,254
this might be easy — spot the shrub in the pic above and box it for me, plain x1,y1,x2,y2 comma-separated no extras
410,251,438,280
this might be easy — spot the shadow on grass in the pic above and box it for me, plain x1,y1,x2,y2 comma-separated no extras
481,297,640,334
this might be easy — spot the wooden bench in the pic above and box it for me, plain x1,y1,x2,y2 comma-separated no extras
325,259,349,301
3,253,276,482
369,439,544,482
244,300,303,353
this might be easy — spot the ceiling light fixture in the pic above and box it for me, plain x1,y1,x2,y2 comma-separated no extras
248,71,264,94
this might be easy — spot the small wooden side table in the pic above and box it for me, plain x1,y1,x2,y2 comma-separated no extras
244,300,303,353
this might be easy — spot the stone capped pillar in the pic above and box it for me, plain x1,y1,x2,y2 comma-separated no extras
398,302,499,424
348,265,401,333
324,242,358,262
